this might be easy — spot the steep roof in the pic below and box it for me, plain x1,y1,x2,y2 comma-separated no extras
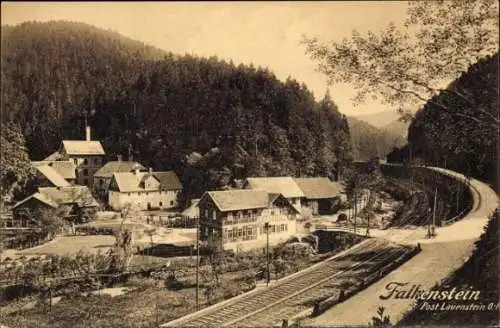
34,165,71,187
294,177,342,199
13,192,59,209
153,171,183,190
32,161,76,180
62,140,105,155
203,189,271,212
245,177,304,198
182,199,200,218
94,161,146,178
112,171,182,192
13,186,98,209
112,172,147,192
38,186,99,207
43,151,64,161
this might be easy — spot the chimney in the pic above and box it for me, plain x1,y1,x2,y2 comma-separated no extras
117,154,123,162
85,126,91,141
149,167,153,174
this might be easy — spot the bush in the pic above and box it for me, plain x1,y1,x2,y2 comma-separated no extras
337,213,348,222
124,276,158,289
75,226,115,235
301,207,313,221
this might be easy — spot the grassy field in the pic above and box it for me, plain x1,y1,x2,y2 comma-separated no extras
0,263,256,328
0,285,200,328
14,235,116,257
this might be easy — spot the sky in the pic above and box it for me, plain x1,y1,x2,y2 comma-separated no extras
1,1,410,117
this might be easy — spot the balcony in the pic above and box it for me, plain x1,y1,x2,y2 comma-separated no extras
224,215,258,225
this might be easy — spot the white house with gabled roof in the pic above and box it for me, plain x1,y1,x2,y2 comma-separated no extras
107,168,182,211
198,189,300,252
44,126,105,188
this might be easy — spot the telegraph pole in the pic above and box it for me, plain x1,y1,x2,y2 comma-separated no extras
432,188,437,236
265,222,270,286
366,213,370,237
196,216,200,311
353,191,357,234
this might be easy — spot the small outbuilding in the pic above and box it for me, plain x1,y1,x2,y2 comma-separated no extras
294,177,343,215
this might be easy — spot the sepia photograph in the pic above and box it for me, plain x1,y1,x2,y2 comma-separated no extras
0,1,498,327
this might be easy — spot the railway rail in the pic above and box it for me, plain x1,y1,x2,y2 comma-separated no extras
162,238,415,327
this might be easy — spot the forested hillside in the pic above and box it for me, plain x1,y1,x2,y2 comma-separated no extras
1,21,352,203
347,116,406,160
388,54,498,188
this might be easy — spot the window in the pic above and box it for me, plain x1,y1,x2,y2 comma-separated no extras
145,192,149,196
270,210,275,215
83,179,88,185
128,193,131,196
83,159,88,165
83,169,89,176
94,158,100,165
159,202,163,207
212,211,216,220
170,201,174,206
74,158,78,165
205,209,209,217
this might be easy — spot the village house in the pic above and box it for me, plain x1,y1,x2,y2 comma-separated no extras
108,168,182,211
198,189,300,252
93,155,146,199
11,186,99,227
243,177,304,213
31,160,77,185
294,177,343,215
182,198,200,220
44,126,105,188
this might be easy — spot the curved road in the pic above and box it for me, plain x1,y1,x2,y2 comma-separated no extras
306,166,498,326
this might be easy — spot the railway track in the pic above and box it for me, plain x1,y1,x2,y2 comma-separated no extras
163,238,414,327
164,165,484,328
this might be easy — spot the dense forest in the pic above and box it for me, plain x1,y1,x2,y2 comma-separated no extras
0,21,352,203
388,53,498,188
347,116,406,161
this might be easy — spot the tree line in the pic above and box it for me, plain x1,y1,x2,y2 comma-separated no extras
1,21,352,204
